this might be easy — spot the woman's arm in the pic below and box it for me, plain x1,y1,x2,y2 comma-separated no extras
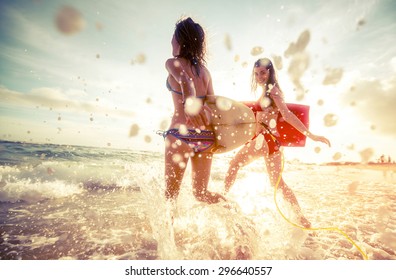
270,87,331,147
165,58,196,102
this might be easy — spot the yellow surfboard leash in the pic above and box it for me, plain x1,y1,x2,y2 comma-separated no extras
273,151,368,260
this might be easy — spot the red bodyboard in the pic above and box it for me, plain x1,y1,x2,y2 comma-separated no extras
242,101,310,147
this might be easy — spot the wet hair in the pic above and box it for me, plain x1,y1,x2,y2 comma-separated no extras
174,17,206,75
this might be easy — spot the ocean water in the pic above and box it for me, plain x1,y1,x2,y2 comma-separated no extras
0,140,395,260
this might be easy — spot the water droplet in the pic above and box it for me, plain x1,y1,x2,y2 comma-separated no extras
216,97,233,111
332,152,342,161
144,135,152,143
184,97,202,115
269,118,277,129
179,125,188,135
323,113,338,127
251,46,264,56
55,5,85,35
129,124,139,137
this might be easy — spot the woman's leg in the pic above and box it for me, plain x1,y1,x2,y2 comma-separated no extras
164,136,190,201
265,151,311,228
224,140,263,192
190,152,225,204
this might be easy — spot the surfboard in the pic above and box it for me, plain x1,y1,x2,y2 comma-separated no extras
205,96,256,154
242,101,310,147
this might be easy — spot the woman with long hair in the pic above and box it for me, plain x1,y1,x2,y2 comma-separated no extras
163,17,225,204
224,58,331,228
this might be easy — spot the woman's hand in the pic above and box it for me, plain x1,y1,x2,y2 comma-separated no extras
308,133,331,147
184,97,210,129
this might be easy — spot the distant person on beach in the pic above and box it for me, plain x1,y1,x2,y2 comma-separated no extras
380,154,385,163
224,58,331,228
162,17,225,204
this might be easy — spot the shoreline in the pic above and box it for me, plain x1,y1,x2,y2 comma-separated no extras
323,162,396,172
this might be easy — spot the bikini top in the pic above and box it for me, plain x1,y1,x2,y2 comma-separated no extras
166,78,205,99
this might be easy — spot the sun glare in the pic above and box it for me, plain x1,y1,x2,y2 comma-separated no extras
229,172,275,215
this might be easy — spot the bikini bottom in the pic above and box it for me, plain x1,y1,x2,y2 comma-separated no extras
251,132,280,155
162,128,215,153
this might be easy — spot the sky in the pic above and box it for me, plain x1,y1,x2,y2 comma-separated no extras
0,0,395,163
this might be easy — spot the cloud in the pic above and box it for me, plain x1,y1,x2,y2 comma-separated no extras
2,6,67,56
0,85,134,118
0,5,138,93
391,57,396,72
340,75,396,136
